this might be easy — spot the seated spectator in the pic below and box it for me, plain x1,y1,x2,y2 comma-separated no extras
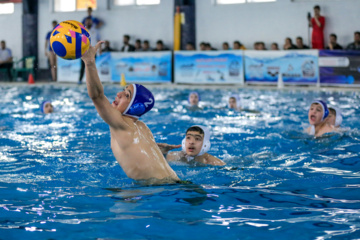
0,40,13,80
257,42,267,50
270,42,279,50
253,42,260,50
296,36,310,49
185,42,195,50
154,40,169,51
134,39,142,52
283,37,297,50
199,42,206,51
346,31,360,51
222,42,230,50
100,40,115,54
81,7,103,29
326,33,343,50
205,43,217,51
120,34,135,52
142,40,152,51
233,41,246,50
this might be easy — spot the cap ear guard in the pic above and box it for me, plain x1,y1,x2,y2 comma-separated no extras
127,102,146,116
334,107,343,127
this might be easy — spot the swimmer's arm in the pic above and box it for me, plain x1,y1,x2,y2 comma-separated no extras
166,151,184,162
157,143,181,155
202,153,226,166
83,41,128,129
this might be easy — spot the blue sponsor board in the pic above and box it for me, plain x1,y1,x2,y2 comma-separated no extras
319,50,360,85
244,50,318,84
174,51,244,84
110,51,172,83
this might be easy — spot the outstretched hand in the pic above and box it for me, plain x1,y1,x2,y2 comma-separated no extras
81,41,104,64
157,143,181,155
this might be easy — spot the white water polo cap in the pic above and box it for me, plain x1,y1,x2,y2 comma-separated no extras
229,94,241,109
182,125,211,156
333,107,343,127
123,84,155,119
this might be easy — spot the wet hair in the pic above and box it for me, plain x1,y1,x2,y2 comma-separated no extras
329,107,336,116
186,126,204,135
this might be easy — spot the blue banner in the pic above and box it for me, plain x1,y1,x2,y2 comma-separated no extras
174,51,244,84
319,50,360,85
110,52,172,83
244,50,319,84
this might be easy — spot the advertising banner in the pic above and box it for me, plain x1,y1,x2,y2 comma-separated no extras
174,51,244,84
110,51,172,83
96,52,112,82
57,57,81,83
319,50,360,85
244,50,319,84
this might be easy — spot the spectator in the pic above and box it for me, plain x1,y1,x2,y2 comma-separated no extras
253,42,260,50
233,41,246,50
199,42,206,51
120,35,135,52
185,42,195,50
79,18,100,84
45,20,58,81
270,42,279,50
326,33,343,50
308,5,325,49
154,40,169,51
257,42,266,50
100,40,115,54
0,40,13,80
81,7,103,29
346,31,360,51
283,37,297,50
222,42,230,50
296,36,310,49
142,40,152,51
205,42,217,51
134,39,142,52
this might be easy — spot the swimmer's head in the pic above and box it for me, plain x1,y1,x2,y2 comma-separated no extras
229,94,241,110
182,125,211,157
188,92,200,106
308,100,329,125
40,101,53,114
328,107,343,127
112,84,155,119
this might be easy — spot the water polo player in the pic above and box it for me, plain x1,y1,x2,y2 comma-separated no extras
306,100,334,137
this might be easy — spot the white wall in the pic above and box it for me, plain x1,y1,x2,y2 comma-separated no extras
196,0,360,50
0,3,22,62
38,0,174,68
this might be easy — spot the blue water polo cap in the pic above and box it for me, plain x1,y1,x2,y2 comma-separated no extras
312,100,329,121
188,91,201,102
40,101,51,113
123,84,155,118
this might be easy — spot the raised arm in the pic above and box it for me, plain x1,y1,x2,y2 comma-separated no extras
82,41,128,130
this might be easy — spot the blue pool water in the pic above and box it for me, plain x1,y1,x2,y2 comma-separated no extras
0,84,360,239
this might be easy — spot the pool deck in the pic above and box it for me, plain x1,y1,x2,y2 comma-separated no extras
1,80,360,93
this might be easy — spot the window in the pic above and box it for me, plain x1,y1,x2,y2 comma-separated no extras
216,0,275,4
0,3,14,14
54,0,97,12
114,0,160,6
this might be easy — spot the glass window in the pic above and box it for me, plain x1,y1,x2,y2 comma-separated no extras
0,3,15,14
54,0,97,12
114,0,160,6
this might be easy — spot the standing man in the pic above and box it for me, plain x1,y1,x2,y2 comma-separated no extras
81,7,103,29
308,5,325,49
79,18,100,84
120,35,135,52
45,20,58,81
0,40,13,80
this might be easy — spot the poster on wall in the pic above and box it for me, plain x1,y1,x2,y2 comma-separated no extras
174,51,244,84
110,51,172,83
319,50,360,85
57,57,81,82
244,50,319,85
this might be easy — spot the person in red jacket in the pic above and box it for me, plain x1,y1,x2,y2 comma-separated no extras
308,5,325,49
